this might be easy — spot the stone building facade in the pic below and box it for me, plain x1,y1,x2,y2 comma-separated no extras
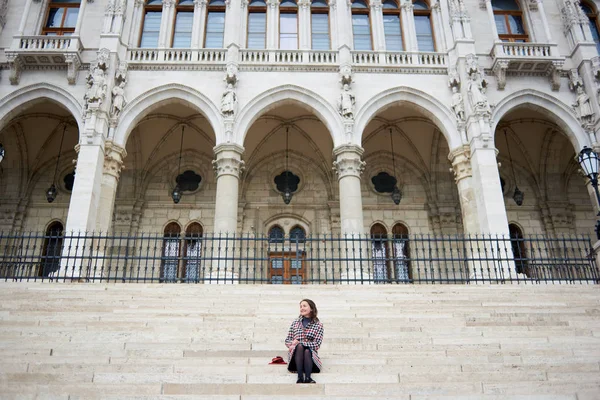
0,0,599,242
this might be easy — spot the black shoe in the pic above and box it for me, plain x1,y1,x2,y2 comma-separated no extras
305,377,316,384
296,378,304,384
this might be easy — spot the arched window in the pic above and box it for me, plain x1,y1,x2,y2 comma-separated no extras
509,223,529,277
581,1,600,54
370,223,389,283
392,223,410,282
139,0,163,47
40,221,64,277
42,0,81,36
205,0,227,48
352,0,372,50
413,0,435,51
173,0,194,48
383,0,403,51
162,222,181,282
289,226,306,243
183,223,203,282
280,0,299,49
491,0,528,42
248,0,267,49
311,0,330,50
268,225,285,243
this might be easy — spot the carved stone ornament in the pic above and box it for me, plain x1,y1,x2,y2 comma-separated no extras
370,0,383,10
449,146,472,184
449,0,469,20
225,63,239,86
103,143,127,180
527,0,539,11
65,53,82,85
451,86,466,122
163,0,177,8
6,53,24,86
298,0,311,9
548,61,563,92
448,67,460,89
492,59,510,90
592,56,600,81
465,55,491,117
561,0,587,33
134,0,145,7
213,157,245,179
267,0,279,9
221,83,237,117
568,68,584,91
338,84,356,120
333,156,366,179
479,0,487,9
84,50,111,109
340,64,353,87
195,0,209,7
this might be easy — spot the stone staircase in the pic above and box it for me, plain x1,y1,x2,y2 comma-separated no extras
0,283,599,400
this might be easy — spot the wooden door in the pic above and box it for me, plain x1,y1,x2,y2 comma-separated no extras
268,251,306,284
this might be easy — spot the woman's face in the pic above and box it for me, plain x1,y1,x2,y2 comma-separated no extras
299,301,312,318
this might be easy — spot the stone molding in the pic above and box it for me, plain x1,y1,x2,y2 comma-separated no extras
449,145,472,183
333,145,366,179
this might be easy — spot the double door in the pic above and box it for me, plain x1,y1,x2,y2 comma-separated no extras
268,252,306,284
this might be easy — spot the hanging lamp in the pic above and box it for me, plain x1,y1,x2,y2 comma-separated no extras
504,129,524,206
172,125,185,204
282,127,293,205
390,128,402,205
46,124,67,203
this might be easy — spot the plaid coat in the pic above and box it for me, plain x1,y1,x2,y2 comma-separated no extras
285,317,324,372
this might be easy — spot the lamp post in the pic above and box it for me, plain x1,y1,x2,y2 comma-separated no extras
46,125,67,203
577,146,600,239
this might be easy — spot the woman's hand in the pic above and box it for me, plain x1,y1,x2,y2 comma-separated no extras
287,339,299,349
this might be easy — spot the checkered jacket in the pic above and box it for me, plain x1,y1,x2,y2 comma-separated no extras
285,317,324,371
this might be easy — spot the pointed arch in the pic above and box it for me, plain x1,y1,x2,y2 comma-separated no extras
492,90,588,152
235,85,343,146
0,83,83,135
354,87,461,149
113,84,222,149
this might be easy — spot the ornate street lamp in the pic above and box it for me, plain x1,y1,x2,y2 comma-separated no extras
0,143,5,164
389,128,401,205
172,125,185,204
46,125,67,203
577,146,600,239
282,127,293,205
504,129,524,206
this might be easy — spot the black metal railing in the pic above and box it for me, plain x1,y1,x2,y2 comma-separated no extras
0,231,598,284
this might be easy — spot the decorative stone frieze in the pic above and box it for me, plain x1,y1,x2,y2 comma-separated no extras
448,0,469,20
449,145,472,184
333,145,366,179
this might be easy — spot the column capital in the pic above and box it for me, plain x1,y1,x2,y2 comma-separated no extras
103,141,127,180
448,145,472,183
333,145,366,179
213,144,245,179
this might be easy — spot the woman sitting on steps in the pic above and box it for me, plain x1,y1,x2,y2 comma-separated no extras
285,299,324,384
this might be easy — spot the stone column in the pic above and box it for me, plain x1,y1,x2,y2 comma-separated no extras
212,144,245,234
534,0,552,43
128,0,145,47
431,0,446,51
298,0,311,50
449,145,479,234
266,0,279,49
369,0,385,51
159,0,177,48
333,145,366,235
400,0,417,52
192,0,208,48
16,0,34,36
329,0,339,49
74,0,89,35
483,0,500,41
95,142,126,234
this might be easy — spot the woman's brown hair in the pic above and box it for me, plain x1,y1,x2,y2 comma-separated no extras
299,299,319,322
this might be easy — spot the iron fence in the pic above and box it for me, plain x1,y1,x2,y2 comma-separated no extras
0,231,598,284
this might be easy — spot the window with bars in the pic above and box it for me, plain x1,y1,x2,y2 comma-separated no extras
173,0,194,48
248,0,267,48
492,0,528,42
352,0,372,50
581,1,600,54
140,0,163,47
280,0,299,49
413,0,435,51
382,0,403,51
42,0,81,36
206,0,227,48
311,0,330,50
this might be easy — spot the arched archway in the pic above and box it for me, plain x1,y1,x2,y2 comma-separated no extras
370,223,389,283
113,84,222,149
162,222,182,282
492,90,589,151
183,222,203,282
355,87,462,149
235,85,343,146
40,221,64,277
